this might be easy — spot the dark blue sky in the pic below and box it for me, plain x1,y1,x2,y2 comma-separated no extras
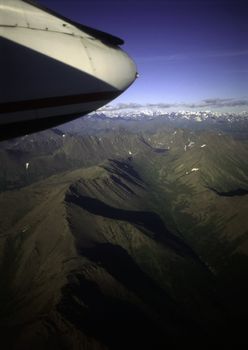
40,0,248,110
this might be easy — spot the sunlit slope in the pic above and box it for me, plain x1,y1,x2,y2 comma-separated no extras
132,129,248,255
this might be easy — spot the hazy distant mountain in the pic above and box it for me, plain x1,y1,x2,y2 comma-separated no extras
90,106,248,122
57,108,248,137
0,120,248,349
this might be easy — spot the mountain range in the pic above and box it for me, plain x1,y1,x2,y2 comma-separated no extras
89,106,248,122
0,116,248,349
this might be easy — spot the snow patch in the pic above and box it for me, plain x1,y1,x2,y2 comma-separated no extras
188,141,195,148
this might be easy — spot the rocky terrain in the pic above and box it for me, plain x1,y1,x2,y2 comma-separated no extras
0,118,248,349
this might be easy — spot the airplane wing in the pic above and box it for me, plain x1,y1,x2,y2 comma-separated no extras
0,0,137,140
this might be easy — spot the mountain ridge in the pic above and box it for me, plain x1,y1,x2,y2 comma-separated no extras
0,121,248,348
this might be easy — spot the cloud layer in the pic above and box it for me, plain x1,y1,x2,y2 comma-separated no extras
137,50,248,63
102,98,248,111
